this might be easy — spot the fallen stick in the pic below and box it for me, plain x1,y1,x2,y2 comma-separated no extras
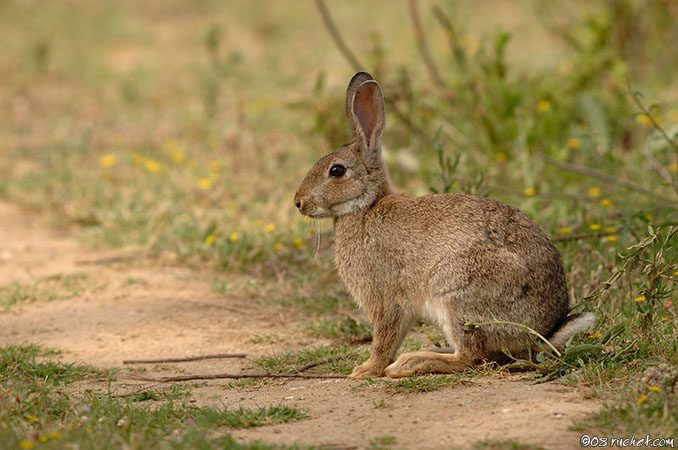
131,372,348,382
536,152,675,206
123,353,246,365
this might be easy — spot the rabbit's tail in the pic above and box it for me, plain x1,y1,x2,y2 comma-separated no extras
547,312,596,350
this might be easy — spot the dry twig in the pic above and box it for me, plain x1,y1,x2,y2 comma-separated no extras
131,372,347,383
123,353,246,365
536,152,675,206
552,232,614,243
314,0,362,70
408,0,449,94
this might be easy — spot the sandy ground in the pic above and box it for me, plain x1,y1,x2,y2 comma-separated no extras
0,200,598,449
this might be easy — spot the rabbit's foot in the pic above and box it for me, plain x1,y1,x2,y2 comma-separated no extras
384,351,471,378
349,360,386,379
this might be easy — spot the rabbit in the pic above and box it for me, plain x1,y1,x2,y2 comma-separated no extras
294,71,595,378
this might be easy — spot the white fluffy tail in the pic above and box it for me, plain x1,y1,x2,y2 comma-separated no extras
548,312,597,349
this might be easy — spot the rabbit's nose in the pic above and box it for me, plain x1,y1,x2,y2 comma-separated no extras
294,194,303,210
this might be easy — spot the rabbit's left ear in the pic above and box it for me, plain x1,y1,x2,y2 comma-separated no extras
350,80,386,156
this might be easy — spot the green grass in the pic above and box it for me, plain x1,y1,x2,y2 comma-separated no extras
308,316,373,343
357,374,465,394
368,435,397,450
472,440,547,450
0,273,93,311
0,344,308,449
197,405,308,429
251,345,368,375
273,294,354,316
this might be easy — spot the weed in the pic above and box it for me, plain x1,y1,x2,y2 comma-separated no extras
197,404,308,429
472,440,547,450
0,344,307,449
273,294,354,316
308,316,373,343
368,435,397,449
0,273,92,311
251,346,368,375
357,374,465,394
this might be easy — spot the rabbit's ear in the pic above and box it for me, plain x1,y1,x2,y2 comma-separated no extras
345,71,374,133
350,80,386,155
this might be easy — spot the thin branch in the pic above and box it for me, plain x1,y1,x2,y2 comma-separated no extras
131,372,348,383
552,232,614,242
627,85,678,194
628,85,678,153
314,0,362,71
642,146,675,186
123,353,246,365
408,0,449,94
465,319,562,357
536,152,675,205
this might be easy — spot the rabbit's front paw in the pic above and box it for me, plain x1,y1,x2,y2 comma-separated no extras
349,361,385,379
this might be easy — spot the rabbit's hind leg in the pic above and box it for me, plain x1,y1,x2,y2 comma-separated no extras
384,349,476,378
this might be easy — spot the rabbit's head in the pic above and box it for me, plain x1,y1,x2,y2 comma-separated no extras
294,72,392,218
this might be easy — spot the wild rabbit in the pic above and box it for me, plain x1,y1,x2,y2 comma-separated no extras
294,71,595,378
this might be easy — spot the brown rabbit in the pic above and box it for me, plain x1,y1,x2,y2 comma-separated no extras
294,72,595,378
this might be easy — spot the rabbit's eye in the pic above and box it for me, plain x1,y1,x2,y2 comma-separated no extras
329,164,346,178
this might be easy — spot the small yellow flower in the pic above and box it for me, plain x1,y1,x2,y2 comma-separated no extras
293,238,303,249
98,154,117,169
566,138,580,149
39,435,48,443
635,296,646,302
229,232,239,243
131,153,145,165
48,432,62,439
537,100,551,112
274,242,284,253
648,386,661,392
605,226,616,233
637,394,648,404
606,235,617,242
264,224,275,233
26,414,37,422
599,199,612,207
86,428,92,434
560,227,571,234
661,317,668,321
523,187,536,196
197,178,213,190
668,162,678,173
205,234,216,244
589,224,601,231
19,441,34,450
144,159,162,173
635,113,652,127
209,160,224,172
589,333,602,338
171,149,186,165
494,151,507,162
587,187,602,198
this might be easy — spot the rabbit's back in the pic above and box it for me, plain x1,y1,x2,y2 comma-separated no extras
335,192,569,351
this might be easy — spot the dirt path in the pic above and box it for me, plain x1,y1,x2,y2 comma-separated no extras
0,201,597,449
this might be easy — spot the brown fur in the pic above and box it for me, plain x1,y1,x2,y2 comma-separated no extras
294,72,594,378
